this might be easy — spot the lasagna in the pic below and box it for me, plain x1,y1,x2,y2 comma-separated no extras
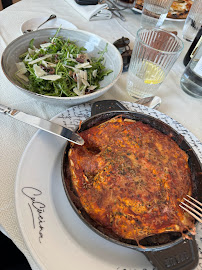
68,116,194,244
135,0,193,19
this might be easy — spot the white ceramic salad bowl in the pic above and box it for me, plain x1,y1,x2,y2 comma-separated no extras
1,28,123,106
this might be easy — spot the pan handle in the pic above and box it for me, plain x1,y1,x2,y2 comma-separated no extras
144,235,199,270
91,100,128,116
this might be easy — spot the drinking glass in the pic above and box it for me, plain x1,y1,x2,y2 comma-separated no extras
127,28,184,100
140,0,174,28
182,0,202,42
180,42,202,98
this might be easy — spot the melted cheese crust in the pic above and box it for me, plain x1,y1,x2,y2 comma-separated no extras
68,117,194,242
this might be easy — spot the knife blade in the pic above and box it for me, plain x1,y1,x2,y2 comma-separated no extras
111,10,126,21
0,104,84,145
135,96,161,110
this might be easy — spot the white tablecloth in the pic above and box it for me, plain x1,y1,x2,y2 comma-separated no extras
0,0,202,269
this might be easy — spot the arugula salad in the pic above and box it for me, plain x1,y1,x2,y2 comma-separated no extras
16,30,113,97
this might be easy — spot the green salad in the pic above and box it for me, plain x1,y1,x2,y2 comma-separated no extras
16,30,113,97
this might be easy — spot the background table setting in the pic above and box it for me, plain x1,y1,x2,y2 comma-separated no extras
0,0,202,269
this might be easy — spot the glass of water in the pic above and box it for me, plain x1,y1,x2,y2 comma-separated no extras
182,0,202,42
140,0,174,28
127,28,184,100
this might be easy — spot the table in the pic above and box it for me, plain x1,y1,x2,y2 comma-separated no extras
0,0,201,269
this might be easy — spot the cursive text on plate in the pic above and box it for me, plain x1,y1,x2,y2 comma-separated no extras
22,187,45,243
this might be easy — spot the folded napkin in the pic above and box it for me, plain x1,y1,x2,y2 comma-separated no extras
66,0,112,21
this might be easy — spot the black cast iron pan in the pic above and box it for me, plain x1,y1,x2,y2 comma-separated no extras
62,100,202,270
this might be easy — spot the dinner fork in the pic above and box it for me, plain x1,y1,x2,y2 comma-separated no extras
179,195,202,223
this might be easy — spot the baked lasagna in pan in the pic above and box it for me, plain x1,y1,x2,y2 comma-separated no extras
68,116,194,244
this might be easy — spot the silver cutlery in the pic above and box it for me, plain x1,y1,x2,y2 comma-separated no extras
105,0,126,21
136,96,161,110
107,7,127,11
111,10,126,21
0,96,160,145
179,195,202,223
0,104,84,145
23,14,57,34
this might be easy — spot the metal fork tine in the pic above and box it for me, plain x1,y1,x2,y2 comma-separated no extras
179,195,202,223
181,202,202,217
183,198,202,212
179,205,202,223
187,195,202,207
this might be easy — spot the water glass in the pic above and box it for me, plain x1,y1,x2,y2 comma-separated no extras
140,0,174,28
114,0,136,8
127,28,184,100
182,0,202,42
180,42,202,98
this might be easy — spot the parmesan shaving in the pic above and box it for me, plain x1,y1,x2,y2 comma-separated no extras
75,62,92,69
33,64,47,77
16,62,27,74
28,54,52,65
40,75,61,81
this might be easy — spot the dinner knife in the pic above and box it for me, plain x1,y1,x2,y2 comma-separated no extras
0,104,84,145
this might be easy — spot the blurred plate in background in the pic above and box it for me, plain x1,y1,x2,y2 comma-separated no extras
132,8,186,21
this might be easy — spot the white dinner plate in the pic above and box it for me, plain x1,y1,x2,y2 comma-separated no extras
15,102,202,270
132,7,186,21
21,16,77,34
